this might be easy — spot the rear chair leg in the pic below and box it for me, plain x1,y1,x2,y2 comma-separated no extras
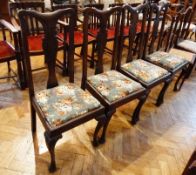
156,78,171,106
44,132,62,173
99,109,116,144
92,115,107,146
131,93,148,125
31,104,36,133
174,68,187,91
90,42,95,68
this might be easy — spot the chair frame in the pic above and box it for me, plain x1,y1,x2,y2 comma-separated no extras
117,3,172,107
19,8,106,172
141,3,190,92
82,7,148,144
0,19,25,89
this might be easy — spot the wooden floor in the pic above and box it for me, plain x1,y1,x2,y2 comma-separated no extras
0,52,196,175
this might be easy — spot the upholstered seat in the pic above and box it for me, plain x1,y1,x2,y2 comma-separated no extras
58,31,95,46
0,41,15,59
123,22,142,35
121,59,169,84
169,48,196,64
177,40,196,53
28,34,64,53
87,70,144,103
35,84,101,127
146,51,188,70
89,28,116,40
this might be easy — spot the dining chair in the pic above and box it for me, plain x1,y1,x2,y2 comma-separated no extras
142,4,191,91
9,1,67,79
0,19,25,89
82,6,148,144
19,8,106,172
117,3,172,107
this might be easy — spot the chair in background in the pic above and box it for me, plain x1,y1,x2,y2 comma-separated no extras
0,19,25,89
168,6,196,81
117,3,172,107
142,4,191,91
51,0,79,5
9,1,67,80
19,8,106,172
83,3,104,68
82,6,148,145
175,4,196,54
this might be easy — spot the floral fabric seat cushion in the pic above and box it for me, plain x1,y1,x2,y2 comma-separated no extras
146,51,188,70
177,40,196,54
35,84,101,127
121,59,169,84
87,70,144,103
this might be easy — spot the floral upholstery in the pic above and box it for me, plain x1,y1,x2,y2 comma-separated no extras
35,84,101,127
0,41,15,59
121,59,169,84
177,40,196,54
146,51,188,70
87,70,144,103
169,48,196,64
58,31,95,46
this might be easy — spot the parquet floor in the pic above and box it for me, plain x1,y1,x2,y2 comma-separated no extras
0,51,196,175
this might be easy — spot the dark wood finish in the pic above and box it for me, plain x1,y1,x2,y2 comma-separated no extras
9,1,67,79
52,4,104,79
19,8,106,172
82,7,148,144
0,0,11,22
117,3,172,107
141,3,190,91
0,19,25,89
83,3,104,68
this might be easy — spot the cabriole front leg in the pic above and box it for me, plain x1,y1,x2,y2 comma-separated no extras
44,132,62,172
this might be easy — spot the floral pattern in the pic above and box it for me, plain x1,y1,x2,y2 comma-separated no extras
35,84,101,128
121,59,169,84
87,70,144,103
146,51,188,70
177,40,196,54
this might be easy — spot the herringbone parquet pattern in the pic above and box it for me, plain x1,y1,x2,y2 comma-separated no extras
0,52,196,175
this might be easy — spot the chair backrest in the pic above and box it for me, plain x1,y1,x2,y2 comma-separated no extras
167,6,193,49
117,3,150,69
0,0,11,22
9,1,45,35
51,4,78,28
81,6,122,89
84,4,104,30
19,9,76,97
142,2,169,56
51,0,78,5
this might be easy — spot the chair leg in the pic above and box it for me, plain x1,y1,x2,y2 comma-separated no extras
99,109,116,144
16,59,26,90
44,132,62,173
7,61,11,73
90,42,95,68
31,104,36,133
156,78,171,107
92,114,107,146
131,93,148,125
174,68,187,91
63,47,68,76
